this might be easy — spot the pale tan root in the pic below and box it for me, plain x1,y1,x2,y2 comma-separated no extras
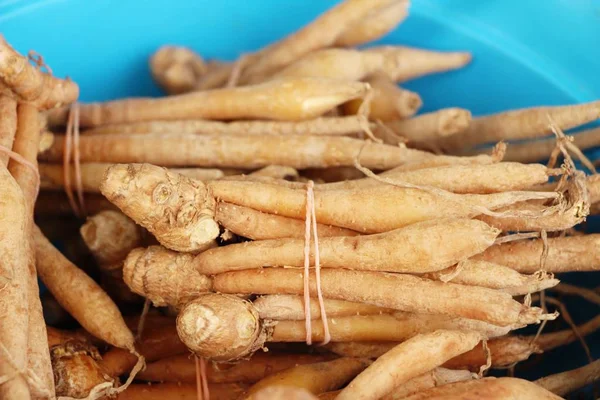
100,163,219,253
0,95,17,166
311,368,472,400
176,294,268,362
137,352,335,384
80,210,144,274
41,134,441,170
324,162,551,194
477,172,589,232
400,377,562,400
38,131,54,154
194,218,499,274
244,358,369,397
239,0,398,83
194,60,235,91
81,115,369,136
441,100,600,152
473,234,600,273
343,72,422,121
35,191,116,216
0,166,31,400
208,179,556,233
470,126,600,164
50,340,115,398
39,162,227,192
249,386,318,400
422,260,560,296
254,295,391,320
384,108,471,148
115,382,248,400
213,268,552,326
272,48,387,81
9,103,55,399
149,46,207,94
47,78,369,127
364,45,472,82
123,246,212,308
34,226,135,352
337,330,481,400
324,342,397,359
535,358,600,397
99,324,186,377
0,35,79,109
334,0,409,47
249,165,299,179
215,202,358,240
270,313,511,343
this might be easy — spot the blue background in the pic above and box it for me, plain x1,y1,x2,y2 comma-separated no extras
2,0,600,396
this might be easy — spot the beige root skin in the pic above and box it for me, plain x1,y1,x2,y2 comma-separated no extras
81,115,369,137
535,358,600,397
272,48,386,81
115,382,248,400
239,0,398,83
215,202,358,240
41,134,441,170
384,108,471,148
0,35,79,110
422,259,560,296
337,330,481,400
0,166,31,400
176,294,268,362
270,313,511,343
473,234,600,273
364,45,472,83
208,179,555,233
34,225,135,350
80,210,144,273
100,163,219,253
137,352,335,384
441,100,600,151
334,0,409,47
249,165,299,179
194,218,500,275
39,162,228,193
9,103,56,399
50,340,115,399
323,368,473,400
244,358,369,397
467,126,600,164
0,95,17,166
48,78,369,127
150,46,207,94
343,73,422,121
323,162,551,194
254,295,391,321
249,386,318,400
123,246,212,308
401,377,562,400
213,268,551,327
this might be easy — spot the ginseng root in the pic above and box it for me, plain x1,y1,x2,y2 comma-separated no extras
123,246,212,308
535,358,600,397
193,218,500,274
100,163,219,253
212,268,553,327
336,330,481,400
176,294,268,362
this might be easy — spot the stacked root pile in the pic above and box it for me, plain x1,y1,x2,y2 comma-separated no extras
3,1,600,399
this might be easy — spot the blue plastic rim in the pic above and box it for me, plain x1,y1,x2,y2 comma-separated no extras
3,0,600,393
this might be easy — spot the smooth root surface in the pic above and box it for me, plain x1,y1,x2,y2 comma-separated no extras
213,268,548,326
336,330,481,400
194,219,499,274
